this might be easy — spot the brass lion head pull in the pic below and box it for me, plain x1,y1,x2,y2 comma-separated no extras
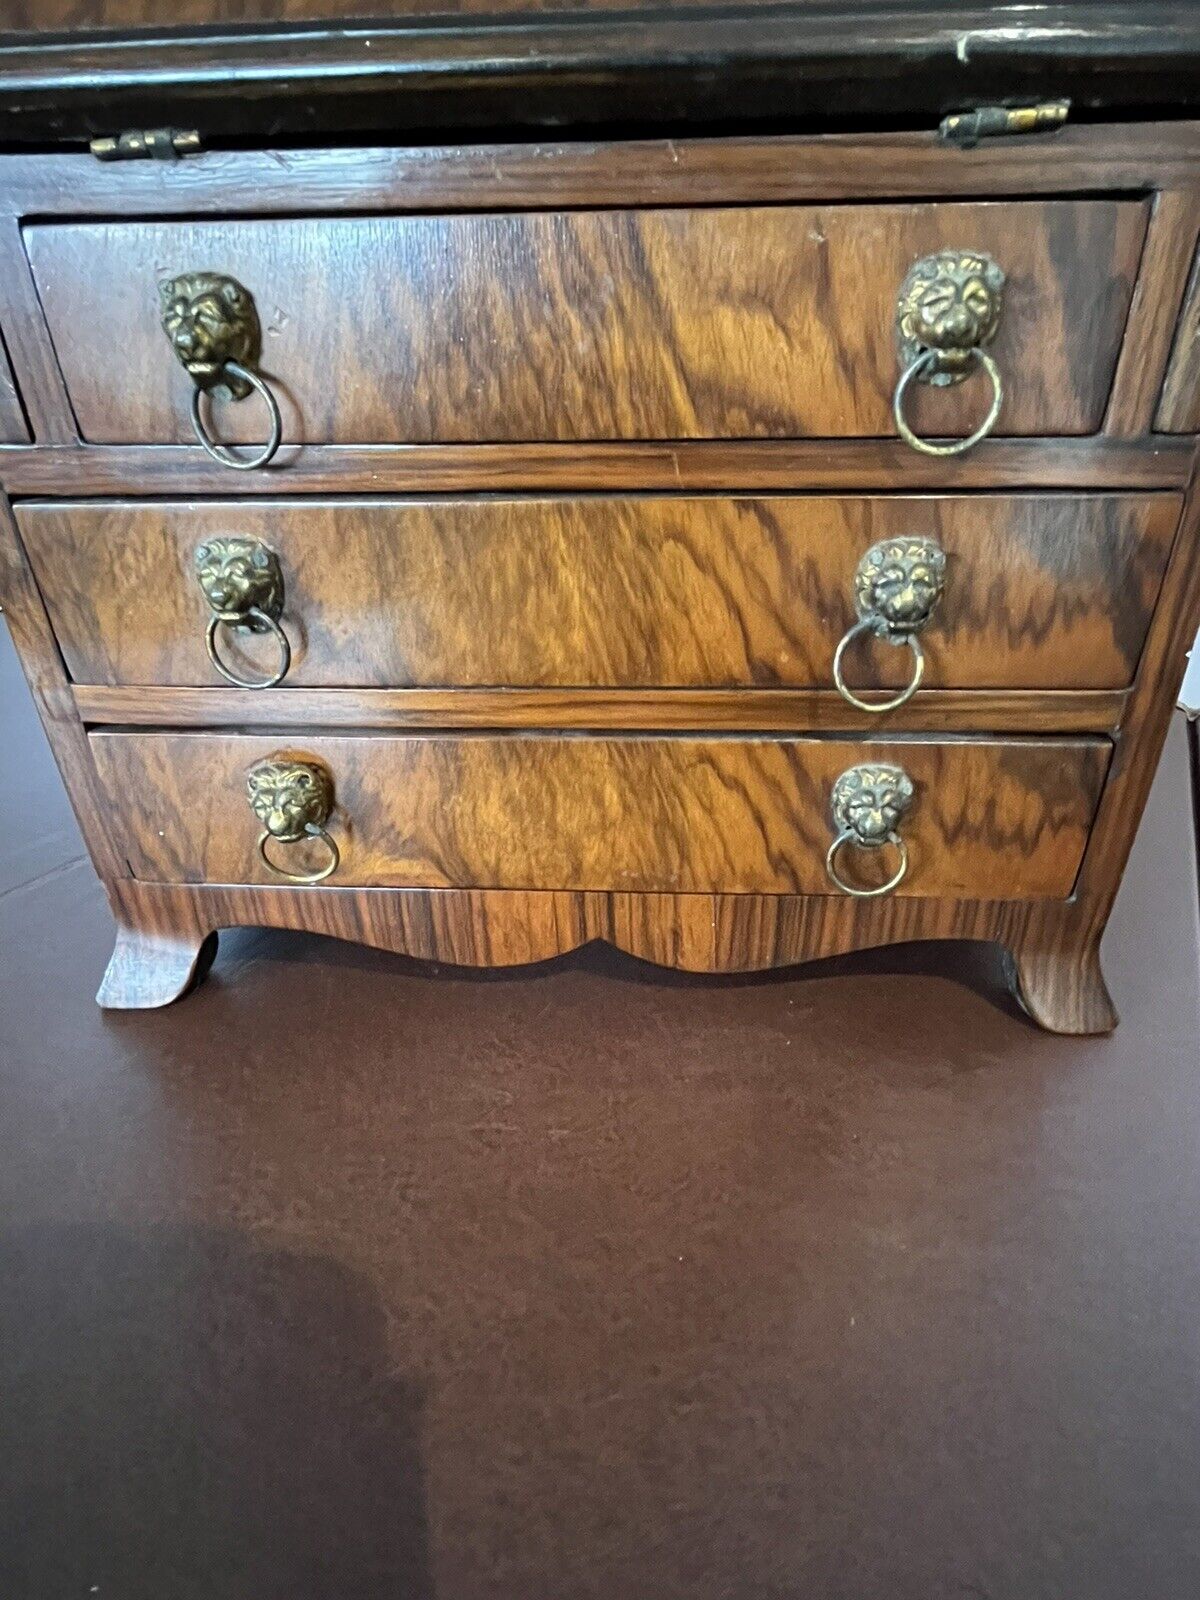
160,272,282,470
832,537,946,713
161,272,259,394
894,250,1005,456
195,537,291,689
826,763,914,898
246,756,339,884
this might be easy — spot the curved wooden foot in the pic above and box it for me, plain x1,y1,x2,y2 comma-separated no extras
1004,940,1117,1036
97,925,219,1010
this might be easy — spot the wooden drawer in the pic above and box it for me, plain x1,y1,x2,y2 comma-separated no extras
26,199,1146,446
90,731,1110,898
19,493,1179,692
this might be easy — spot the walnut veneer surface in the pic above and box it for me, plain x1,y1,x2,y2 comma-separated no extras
2,9,1200,1030
26,201,1144,444
18,495,1176,691
90,732,1109,898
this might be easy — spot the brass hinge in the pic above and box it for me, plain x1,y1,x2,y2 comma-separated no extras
89,128,202,162
938,99,1070,149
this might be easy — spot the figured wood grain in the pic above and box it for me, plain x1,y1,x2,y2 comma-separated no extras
21,494,1180,693
1073,434,1200,902
25,200,1147,446
98,877,1119,1032
89,731,1110,899
1004,938,1117,1034
0,117,1193,1034
94,924,218,1008
0,490,123,878
95,875,1069,973
0,325,27,443
0,439,1190,498
70,685,1131,736
1104,190,1200,437
2,130,1200,222
1155,237,1200,432
2,129,1200,221
0,218,73,443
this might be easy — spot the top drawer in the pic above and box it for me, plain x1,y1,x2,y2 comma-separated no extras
25,200,1146,447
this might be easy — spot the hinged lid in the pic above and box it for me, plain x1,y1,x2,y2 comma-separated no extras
0,3,1196,146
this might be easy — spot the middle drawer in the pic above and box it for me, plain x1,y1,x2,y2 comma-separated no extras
20,493,1178,692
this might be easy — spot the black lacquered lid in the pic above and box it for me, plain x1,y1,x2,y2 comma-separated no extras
0,2,1197,146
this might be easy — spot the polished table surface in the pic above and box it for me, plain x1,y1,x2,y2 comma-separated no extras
1,622,1198,1598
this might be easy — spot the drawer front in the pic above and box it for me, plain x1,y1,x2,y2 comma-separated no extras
90,731,1110,899
27,200,1146,445
21,494,1178,692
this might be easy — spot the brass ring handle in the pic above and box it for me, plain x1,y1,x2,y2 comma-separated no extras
893,250,1006,458
893,346,1003,457
246,755,338,885
833,619,925,713
160,273,283,472
826,762,914,899
831,536,946,714
205,606,292,689
257,823,340,885
825,830,909,898
190,361,283,471
195,538,291,689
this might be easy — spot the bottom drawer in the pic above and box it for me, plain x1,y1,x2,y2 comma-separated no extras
90,732,1110,900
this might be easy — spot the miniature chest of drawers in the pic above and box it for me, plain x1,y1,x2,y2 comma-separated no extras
1,3,1199,1031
